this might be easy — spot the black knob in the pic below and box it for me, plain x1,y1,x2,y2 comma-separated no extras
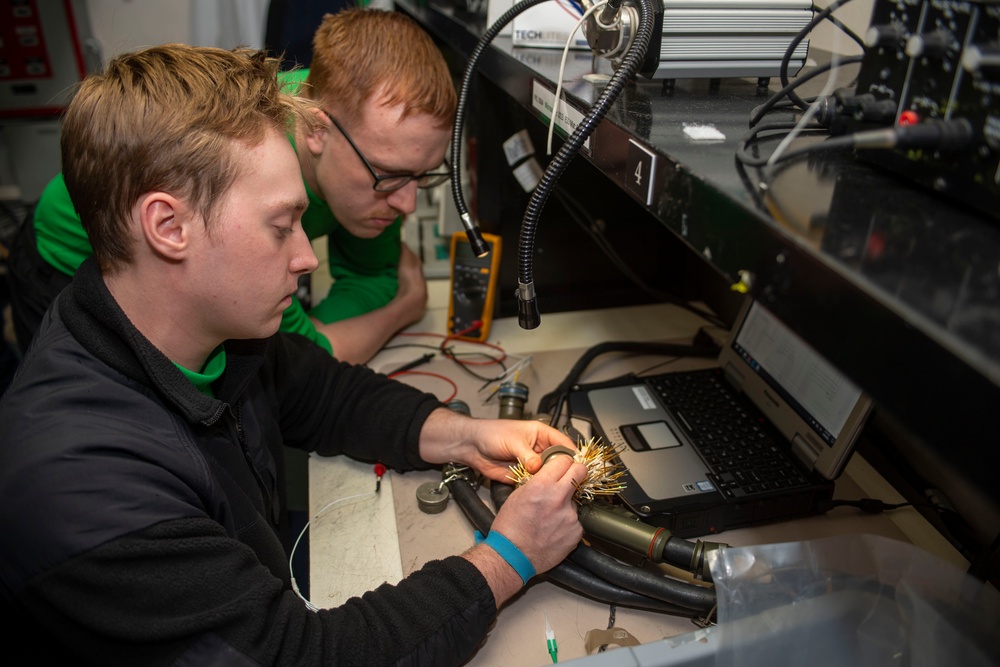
962,44,1000,74
864,23,906,49
905,29,954,59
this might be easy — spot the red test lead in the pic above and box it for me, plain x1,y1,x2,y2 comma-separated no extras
374,463,387,493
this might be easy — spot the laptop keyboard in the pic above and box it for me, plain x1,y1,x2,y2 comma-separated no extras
646,370,809,498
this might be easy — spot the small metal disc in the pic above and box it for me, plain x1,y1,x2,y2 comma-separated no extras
541,445,577,465
416,481,449,514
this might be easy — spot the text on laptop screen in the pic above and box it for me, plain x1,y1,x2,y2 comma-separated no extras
731,302,864,446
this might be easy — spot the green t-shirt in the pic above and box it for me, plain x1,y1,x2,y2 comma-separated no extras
33,69,403,357
174,345,227,397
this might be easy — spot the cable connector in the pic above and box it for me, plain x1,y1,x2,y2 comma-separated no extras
813,90,894,134
925,487,956,513
854,498,891,513
818,497,894,513
814,91,906,136
836,91,898,125
386,353,435,377
852,118,975,153
449,320,483,340
460,213,490,258
895,118,975,151
517,281,540,330
374,463,386,493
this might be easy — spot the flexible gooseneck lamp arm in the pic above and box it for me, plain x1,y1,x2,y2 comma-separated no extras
516,0,656,328
450,0,656,314
449,0,555,259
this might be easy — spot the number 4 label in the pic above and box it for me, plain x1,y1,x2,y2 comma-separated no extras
625,139,657,206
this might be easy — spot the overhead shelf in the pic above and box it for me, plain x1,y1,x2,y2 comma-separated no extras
399,0,1000,505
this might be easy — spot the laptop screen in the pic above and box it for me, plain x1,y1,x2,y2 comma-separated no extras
731,301,864,447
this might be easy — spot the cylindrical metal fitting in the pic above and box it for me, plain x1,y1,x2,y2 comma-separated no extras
497,381,529,420
577,503,670,562
416,481,450,514
689,540,727,582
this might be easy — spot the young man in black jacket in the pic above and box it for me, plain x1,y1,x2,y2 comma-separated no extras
0,43,586,666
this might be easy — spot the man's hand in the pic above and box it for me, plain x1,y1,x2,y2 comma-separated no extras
418,408,576,483
420,408,587,605
490,454,586,573
460,453,585,606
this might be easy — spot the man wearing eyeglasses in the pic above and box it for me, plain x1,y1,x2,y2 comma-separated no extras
8,8,453,364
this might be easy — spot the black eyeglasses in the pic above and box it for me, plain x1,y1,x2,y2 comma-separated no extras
323,110,451,193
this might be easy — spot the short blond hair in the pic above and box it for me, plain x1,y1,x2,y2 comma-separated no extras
62,44,319,274
307,8,456,127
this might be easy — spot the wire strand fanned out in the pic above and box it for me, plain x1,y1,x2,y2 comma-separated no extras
508,437,627,503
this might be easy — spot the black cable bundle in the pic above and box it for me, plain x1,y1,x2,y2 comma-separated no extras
445,474,717,616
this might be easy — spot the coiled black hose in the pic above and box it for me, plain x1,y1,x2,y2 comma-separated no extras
446,475,705,615
490,482,717,614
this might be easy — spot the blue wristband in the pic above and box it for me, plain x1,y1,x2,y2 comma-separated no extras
475,529,536,584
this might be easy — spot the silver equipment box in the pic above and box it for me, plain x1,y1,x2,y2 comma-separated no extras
640,0,812,80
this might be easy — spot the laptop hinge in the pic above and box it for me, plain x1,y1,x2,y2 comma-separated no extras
791,433,822,471
722,362,745,393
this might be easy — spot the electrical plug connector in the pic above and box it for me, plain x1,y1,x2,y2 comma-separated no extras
815,90,898,135
894,118,975,151
851,118,975,153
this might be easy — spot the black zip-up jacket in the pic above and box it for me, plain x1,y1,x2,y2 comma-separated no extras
0,259,497,666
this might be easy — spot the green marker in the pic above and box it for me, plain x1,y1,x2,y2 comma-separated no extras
544,611,558,664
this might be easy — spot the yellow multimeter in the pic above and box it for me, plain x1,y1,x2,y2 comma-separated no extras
447,231,502,342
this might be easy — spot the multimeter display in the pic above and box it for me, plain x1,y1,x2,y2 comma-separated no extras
448,232,501,342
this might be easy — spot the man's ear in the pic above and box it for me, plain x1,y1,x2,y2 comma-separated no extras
137,192,191,260
302,107,332,156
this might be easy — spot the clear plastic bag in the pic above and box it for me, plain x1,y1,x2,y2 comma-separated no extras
708,534,1000,667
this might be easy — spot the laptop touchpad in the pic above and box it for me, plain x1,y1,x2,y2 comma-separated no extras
622,421,683,451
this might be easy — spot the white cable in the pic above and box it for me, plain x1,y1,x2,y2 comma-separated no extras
489,354,533,389
547,0,609,156
289,487,378,611
766,2,847,167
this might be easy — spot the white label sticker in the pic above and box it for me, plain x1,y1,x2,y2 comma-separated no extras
512,157,544,192
682,123,726,142
631,386,658,410
531,80,590,152
502,129,535,166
